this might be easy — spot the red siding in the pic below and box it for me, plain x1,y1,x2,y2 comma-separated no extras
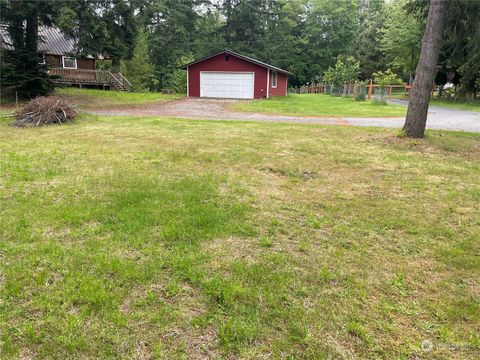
268,71,288,97
188,53,284,99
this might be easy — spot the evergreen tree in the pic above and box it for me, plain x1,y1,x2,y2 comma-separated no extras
192,6,227,57
58,0,137,66
145,0,199,91
120,27,153,92
0,0,59,98
407,0,480,100
222,0,270,58
439,1,480,100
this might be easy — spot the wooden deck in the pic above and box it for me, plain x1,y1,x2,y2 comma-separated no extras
49,68,132,91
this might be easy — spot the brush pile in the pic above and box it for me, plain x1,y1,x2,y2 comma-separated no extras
14,96,77,127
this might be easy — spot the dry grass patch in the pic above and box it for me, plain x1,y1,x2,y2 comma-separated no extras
1,114,479,358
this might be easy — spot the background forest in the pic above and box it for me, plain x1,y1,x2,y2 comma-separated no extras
1,0,479,98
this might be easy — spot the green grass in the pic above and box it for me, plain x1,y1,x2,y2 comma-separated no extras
233,93,407,117
431,99,480,112
56,88,181,109
1,113,479,359
385,95,480,112
0,108,14,117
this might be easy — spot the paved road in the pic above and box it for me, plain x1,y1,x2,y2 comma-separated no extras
94,98,480,133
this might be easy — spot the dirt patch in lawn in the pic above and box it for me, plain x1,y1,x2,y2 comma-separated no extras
92,97,352,126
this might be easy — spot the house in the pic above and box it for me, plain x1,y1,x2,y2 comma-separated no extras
0,25,131,91
181,50,291,99
0,25,95,70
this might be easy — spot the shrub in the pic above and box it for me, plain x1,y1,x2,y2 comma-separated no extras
323,57,360,87
355,84,367,101
373,69,403,86
355,92,366,101
13,96,77,127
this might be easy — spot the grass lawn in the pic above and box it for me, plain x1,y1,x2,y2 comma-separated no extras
56,88,181,110
233,94,407,117
384,95,480,112
430,99,480,112
0,108,14,117
1,114,479,359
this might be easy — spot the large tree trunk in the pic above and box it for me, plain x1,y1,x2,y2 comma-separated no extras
403,0,448,138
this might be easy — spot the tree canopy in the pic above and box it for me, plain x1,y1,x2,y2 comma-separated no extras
1,0,478,98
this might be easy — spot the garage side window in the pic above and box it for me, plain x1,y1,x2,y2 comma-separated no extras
272,71,277,88
62,56,77,69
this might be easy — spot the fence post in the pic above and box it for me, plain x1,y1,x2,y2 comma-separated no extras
368,79,373,100
353,81,357,98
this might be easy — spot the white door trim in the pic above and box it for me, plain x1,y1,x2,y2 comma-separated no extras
266,69,269,98
186,65,189,97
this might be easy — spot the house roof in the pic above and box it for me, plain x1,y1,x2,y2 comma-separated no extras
180,50,293,75
0,25,75,55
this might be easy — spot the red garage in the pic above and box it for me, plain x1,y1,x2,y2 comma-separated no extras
181,50,291,99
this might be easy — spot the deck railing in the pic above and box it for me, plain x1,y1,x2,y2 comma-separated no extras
49,68,132,91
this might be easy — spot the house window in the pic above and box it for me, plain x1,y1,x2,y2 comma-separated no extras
62,56,77,69
272,71,277,88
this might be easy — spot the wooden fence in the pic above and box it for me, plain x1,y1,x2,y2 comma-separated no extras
295,80,413,99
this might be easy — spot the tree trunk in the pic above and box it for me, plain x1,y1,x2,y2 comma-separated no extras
25,13,39,55
403,0,448,138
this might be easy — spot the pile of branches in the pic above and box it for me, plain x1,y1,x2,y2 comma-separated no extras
13,96,77,127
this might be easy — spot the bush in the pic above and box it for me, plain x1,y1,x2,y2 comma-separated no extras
355,86,367,101
372,85,389,104
323,57,360,87
13,96,77,127
373,69,403,86
355,90,366,101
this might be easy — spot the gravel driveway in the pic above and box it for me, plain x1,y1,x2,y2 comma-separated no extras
94,97,480,132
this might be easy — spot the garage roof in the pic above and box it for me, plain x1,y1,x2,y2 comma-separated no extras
180,50,293,75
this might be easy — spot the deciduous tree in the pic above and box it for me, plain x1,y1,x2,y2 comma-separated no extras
381,0,423,83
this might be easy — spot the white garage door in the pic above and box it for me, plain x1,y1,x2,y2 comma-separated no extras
200,72,254,99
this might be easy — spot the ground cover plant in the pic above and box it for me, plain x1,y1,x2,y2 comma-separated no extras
233,94,407,118
56,88,180,110
0,113,479,359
